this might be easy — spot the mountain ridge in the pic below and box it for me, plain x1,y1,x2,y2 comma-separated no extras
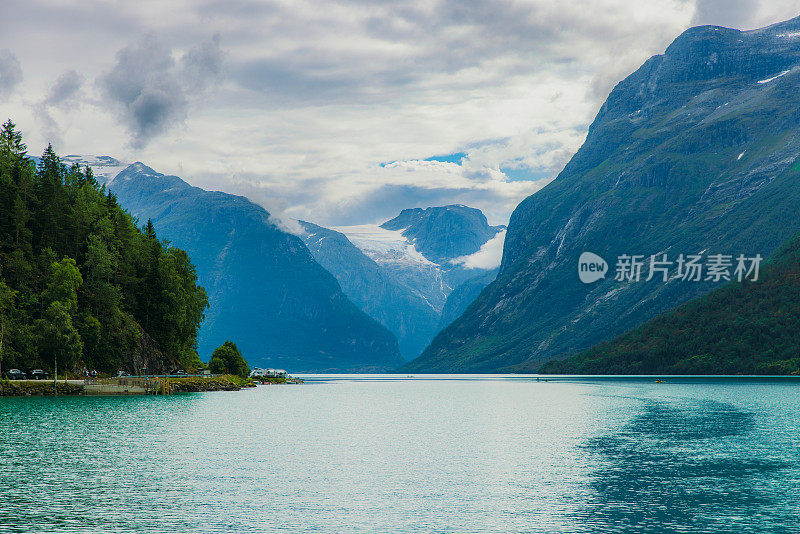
301,205,504,359
405,15,800,372
541,230,800,375
104,162,404,372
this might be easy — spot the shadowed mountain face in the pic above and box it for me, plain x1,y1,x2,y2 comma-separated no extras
300,221,442,360
300,206,504,359
406,16,800,372
542,233,800,375
380,205,505,264
438,268,499,330
105,163,403,372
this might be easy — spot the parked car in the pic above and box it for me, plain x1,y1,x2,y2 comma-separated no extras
5,369,26,380
174,370,188,376
30,369,49,380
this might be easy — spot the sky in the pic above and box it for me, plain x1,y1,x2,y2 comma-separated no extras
1,0,800,227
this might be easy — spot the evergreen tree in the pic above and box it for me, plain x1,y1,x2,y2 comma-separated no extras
0,119,209,375
0,119,27,159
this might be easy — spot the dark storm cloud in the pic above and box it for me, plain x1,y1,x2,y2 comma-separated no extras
0,50,23,101
44,70,84,107
98,34,224,148
181,35,225,92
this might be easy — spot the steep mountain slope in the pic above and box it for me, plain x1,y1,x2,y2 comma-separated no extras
438,268,499,330
105,163,403,372
301,205,503,359
406,16,800,372
300,221,441,359
542,233,800,375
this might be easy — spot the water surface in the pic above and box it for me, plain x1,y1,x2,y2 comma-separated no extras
1,375,798,533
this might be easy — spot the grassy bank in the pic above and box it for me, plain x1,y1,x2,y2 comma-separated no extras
252,376,304,385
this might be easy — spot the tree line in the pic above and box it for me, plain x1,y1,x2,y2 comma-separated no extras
0,119,211,375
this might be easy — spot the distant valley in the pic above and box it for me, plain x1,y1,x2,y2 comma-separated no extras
65,156,503,369
301,206,504,359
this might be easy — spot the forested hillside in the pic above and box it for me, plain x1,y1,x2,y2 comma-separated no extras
542,234,800,375
0,120,208,375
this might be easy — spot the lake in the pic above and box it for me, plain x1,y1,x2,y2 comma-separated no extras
1,375,799,533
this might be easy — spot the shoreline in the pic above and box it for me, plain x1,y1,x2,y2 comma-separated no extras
0,375,301,397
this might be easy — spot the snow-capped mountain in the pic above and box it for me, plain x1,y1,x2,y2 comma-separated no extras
61,154,128,183
63,154,504,362
332,223,450,311
302,205,505,359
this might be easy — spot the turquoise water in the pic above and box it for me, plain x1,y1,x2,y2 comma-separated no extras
1,375,799,533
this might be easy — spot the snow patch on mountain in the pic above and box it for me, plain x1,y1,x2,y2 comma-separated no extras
757,69,791,83
61,154,128,184
332,224,437,267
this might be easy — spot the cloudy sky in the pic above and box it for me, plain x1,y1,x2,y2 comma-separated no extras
1,0,799,226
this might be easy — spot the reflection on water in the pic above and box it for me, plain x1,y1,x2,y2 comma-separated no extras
577,399,800,534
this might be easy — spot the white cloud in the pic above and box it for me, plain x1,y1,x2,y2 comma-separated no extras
1,0,798,225
451,229,507,270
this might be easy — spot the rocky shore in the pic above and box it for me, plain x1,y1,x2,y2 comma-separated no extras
0,380,84,397
0,376,260,396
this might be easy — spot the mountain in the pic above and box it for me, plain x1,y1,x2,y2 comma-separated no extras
406,16,800,372
300,205,504,359
380,205,505,265
438,268,499,330
103,163,403,372
299,221,441,359
542,233,800,375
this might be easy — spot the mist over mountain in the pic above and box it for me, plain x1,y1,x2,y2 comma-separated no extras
406,16,800,372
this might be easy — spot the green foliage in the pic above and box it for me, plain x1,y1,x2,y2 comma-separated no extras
37,300,83,372
209,340,250,378
0,120,209,373
543,235,800,375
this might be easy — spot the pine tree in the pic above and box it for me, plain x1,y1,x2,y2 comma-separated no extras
0,119,208,374
0,119,27,159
